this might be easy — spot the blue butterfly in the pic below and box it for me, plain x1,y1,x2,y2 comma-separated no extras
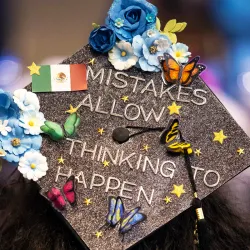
103,196,147,236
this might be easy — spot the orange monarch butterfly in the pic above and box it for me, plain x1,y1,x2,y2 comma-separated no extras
159,53,206,86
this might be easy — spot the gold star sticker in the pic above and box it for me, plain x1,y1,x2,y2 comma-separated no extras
0,149,6,157
27,62,41,76
237,148,245,155
142,144,150,152
89,58,96,65
194,149,202,156
83,198,92,206
57,156,65,164
163,196,172,204
171,184,186,198
103,160,110,167
121,96,129,102
168,102,182,115
98,128,104,135
95,231,103,238
66,104,78,114
213,130,228,144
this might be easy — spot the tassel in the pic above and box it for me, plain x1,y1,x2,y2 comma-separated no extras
192,197,211,250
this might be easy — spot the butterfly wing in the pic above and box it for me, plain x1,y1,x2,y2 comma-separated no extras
167,141,193,155
185,64,206,85
47,187,66,211
63,176,77,206
64,113,81,137
160,119,179,144
180,57,206,86
41,121,64,141
159,53,181,84
106,196,125,227
119,207,146,234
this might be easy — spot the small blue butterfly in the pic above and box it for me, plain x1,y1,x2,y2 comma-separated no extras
101,196,147,239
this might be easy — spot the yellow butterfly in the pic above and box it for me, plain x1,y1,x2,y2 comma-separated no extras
160,119,193,155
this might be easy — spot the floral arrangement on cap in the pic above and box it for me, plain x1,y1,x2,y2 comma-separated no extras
0,89,47,182
89,0,190,72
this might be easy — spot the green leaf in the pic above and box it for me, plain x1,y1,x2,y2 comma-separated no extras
64,113,81,137
164,19,177,33
178,22,187,32
92,23,100,30
171,23,184,33
156,17,161,31
41,121,64,141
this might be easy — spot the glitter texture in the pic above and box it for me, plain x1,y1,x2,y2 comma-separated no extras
29,44,250,250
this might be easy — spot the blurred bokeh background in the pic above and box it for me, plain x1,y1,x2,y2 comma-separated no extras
1,0,250,216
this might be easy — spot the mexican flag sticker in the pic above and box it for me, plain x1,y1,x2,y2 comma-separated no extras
32,64,87,93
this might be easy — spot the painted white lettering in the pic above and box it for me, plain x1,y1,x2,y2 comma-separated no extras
137,186,155,205
87,66,104,85
105,177,121,192
119,181,136,200
90,174,105,189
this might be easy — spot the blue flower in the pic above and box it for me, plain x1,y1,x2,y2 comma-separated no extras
0,119,42,163
132,29,172,72
109,41,138,70
89,26,116,53
166,43,191,64
106,0,157,42
146,13,155,23
0,89,19,120
115,18,125,28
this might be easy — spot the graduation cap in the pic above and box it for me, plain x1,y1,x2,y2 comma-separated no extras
29,42,250,250
19,1,250,249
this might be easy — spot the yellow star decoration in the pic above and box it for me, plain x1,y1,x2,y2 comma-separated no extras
142,144,150,152
213,130,228,144
103,160,110,167
84,198,92,206
89,58,96,65
121,96,129,102
27,62,41,76
57,156,65,164
237,148,245,155
66,104,78,114
194,149,202,157
95,231,103,238
163,196,172,204
98,128,105,135
168,102,182,115
171,184,186,198
0,149,6,157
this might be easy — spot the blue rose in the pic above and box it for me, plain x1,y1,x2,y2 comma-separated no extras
89,26,116,53
0,118,42,163
132,29,171,72
0,89,19,120
106,0,158,42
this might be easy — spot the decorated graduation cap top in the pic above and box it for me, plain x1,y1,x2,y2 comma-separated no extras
9,0,250,249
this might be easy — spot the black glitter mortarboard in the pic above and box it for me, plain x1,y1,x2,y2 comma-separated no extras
35,44,250,250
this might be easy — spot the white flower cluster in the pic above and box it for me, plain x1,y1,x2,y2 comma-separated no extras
13,89,48,181
13,89,46,135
